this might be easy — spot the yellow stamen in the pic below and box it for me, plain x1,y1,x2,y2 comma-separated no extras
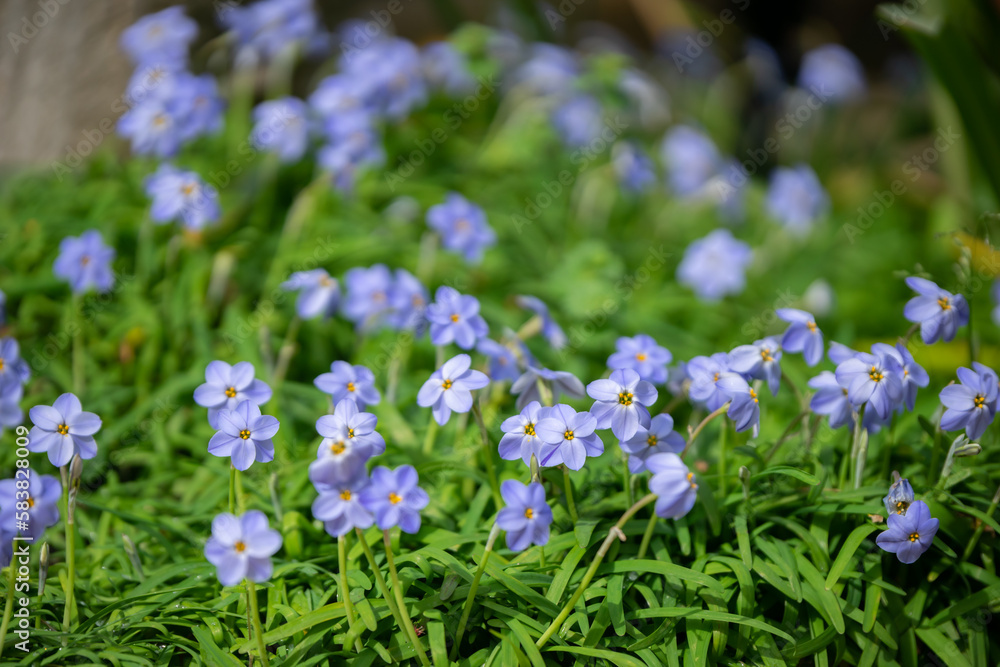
56,424,69,436
181,183,195,196
27,497,34,509
974,394,986,409
0,358,5,371
806,321,817,333
687,472,697,489
646,435,658,447
340,490,352,501
563,430,575,440
450,313,460,322
442,379,453,390
234,541,246,552
937,297,951,311
868,366,883,382
760,348,774,362
225,386,237,398
346,382,355,392
524,508,534,519
617,392,634,406
524,423,535,436
749,388,758,404
908,532,919,542
389,492,402,505
347,428,355,438
80,255,91,267
330,441,346,455
635,353,647,362
239,429,251,440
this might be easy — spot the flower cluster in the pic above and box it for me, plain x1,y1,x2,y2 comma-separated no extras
0,336,30,432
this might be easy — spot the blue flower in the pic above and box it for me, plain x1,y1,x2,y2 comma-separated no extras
510,366,585,411
221,0,325,61
939,362,999,440
426,194,496,264
886,343,929,412
27,394,102,467
510,43,579,96
342,265,393,331
173,73,225,142
312,478,374,538
776,308,823,366
358,465,429,533
883,476,915,516
280,269,339,320
208,400,279,471
145,164,221,230
204,511,282,586
647,453,698,519
54,230,115,295
992,279,1000,326
427,287,489,349
687,353,732,411
835,345,905,420
496,480,552,551
536,404,603,470
0,337,30,393
120,6,197,67
808,371,853,430
498,401,549,465
728,336,783,396
660,126,721,198
309,74,370,117
621,414,685,474
421,42,476,96
194,361,273,429
903,277,969,345
552,94,604,148
317,110,385,194
587,369,658,441
340,38,427,120
612,141,657,193
607,334,671,385
715,373,761,434
477,339,521,383
515,295,566,349
118,92,183,157
875,500,938,564
828,341,858,365
251,97,311,163
417,354,489,426
310,399,385,484
797,44,866,103
0,385,23,431
677,229,753,301
0,471,60,541
314,361,380,410
386,269,428,331
765,164,829,235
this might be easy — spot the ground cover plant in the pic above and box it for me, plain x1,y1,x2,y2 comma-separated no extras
1,0,1000,665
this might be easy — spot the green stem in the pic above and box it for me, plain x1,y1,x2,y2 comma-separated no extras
355,529,404,644
339,535,363,652
450,523,500,660
62,501,77,632
422,418,438,456
851,405,868,490
71,294,84,396
961,482,1000,562
272,315,301,386
622,450,634,507
682,404,730,458
235,469,247,513
562,466,578,523
536,493,657,649
719,422,728,498
471,404,502,509
0,554,15,661
637,510,658,559
246,580,271,667
382,531,431,667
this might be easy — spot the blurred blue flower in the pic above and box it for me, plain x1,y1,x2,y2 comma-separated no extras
317,110,385,194
808,371,853,430
54,230,115,294
875,500,938,564
608,334,671,385
835,344,904,420
204,511,282,586
612,141,657,193
120,6,197,67
992,279,1000,326
27,393,102,467
314,361,379,410
886,342,929,412
765,164,829,235
940,362,998,440
828,341,859,365
687,353,731,411
0,384,23,431
309,74,371,117
118,94,183,157
251,97,310,163
342,264,393,330
496,480,552,551
422,42,476,96
386,268,428,331
426,194,496,264
478,339,521,383
145,164,220,230
587,369,657,441
312,478,374,538
661,126,721,197
359,465,429,533
173,73,225,142
797,44,866,103
536,404,603,470
0,337,30,393
666,361,689,397
647,452,698,519
511,43,578,96
195,361,273,429
221,0,325,61
207,400,279,471
552,94,604,148
515,295,565,349
498,400,549,465
620,413,685,474
340,37,427,120
777,308,823,366
904,277,969,345
676,229,752,301
417,354,489,425
281,269,339,320
728,336,783,396
716,373,761,434
427,287,489,349
511,366,585,411
0,471,60,541
883,476,915,516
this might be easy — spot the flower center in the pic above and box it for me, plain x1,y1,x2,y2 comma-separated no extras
646,435,658,447
347,428,355,438
563,429,575,440
225,386,237,398
152,114,167,127
524,423,535,436
635,353,647,362
974,394,986,409
234,541,246,553
346,382,355,392
0,358,5,371
239,429,251,440
713,372,720,382
181,183,196,196
524,508,534,519
455,218,470,231
687,472,697,489
908,532,919,542
450,314,460,322
320,276,333,287
80,255,91,267
749,388,758,404
340,490,352,501
937,297,951,311
442,379,453,390
330,440,346,455
389,492,402,505
26,496,34,509
868,366,883,383
617,392,634,406
896,500,909,515
57,424,69,436
760,348,774,363
806,321,817,333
